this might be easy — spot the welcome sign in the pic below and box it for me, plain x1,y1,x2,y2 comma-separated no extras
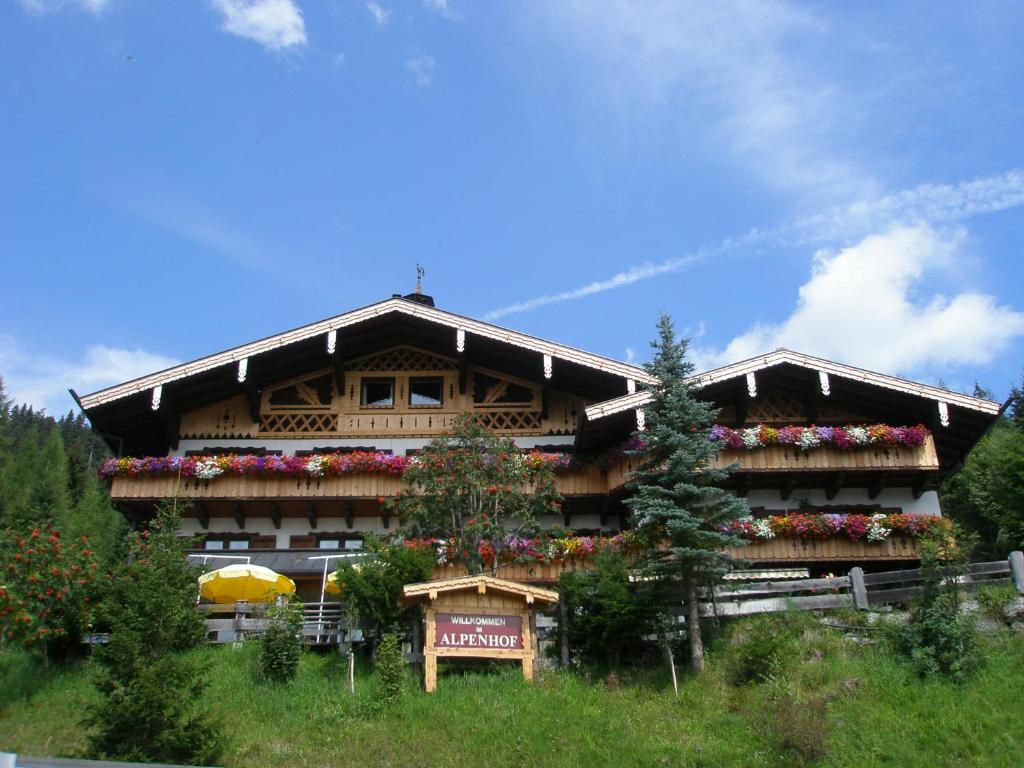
435,613,523,650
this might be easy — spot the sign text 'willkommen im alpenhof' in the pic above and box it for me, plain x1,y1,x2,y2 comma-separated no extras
435,613,522,649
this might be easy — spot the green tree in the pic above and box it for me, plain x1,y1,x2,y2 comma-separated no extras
333,538,434,644
625,314,748,674
67,472,127,568
393,415,562,575
85,504,221,764
941,417,1024,558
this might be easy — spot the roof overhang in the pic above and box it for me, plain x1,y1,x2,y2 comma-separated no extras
401,574,559,605
585,348,1001,422
79,297,654,410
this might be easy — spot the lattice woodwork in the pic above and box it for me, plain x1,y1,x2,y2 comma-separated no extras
746,392,805,424
475,411,543,431
260,413,339,434
348,346,457,372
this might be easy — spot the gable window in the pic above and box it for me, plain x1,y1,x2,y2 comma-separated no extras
409,377,444,407
360,377,395,408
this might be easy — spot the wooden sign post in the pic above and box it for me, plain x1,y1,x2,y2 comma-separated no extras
401,575,559,693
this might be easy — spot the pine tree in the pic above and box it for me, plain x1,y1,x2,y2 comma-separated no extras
625,314,748,674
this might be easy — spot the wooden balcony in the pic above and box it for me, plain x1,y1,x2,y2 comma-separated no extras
109,465,610,503
607,435,939,490
725,535,921,563
428,536,922,584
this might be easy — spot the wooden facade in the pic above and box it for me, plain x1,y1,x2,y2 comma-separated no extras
82,292,1002,577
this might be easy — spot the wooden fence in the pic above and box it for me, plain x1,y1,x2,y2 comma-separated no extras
198,601,346,646
690,550,1024,618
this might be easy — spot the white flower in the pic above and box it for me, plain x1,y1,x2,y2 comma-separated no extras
752,518,775,540
305,456,326,477
867,514,890,542
194,458,223,480
741,428,762,449
797,429,821,450
847,427,869,446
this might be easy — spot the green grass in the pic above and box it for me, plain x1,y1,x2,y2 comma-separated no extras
2,625,1023,768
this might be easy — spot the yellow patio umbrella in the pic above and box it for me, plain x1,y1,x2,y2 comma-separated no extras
198,563,296,604
325,570,342,595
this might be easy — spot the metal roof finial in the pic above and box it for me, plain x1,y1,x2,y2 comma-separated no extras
415,263,425,294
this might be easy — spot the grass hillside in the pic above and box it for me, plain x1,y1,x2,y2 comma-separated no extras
2,617,1023,768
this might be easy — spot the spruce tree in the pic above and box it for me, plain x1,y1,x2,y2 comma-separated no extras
625,314,748,674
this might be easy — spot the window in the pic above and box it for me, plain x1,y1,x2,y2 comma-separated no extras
360,377,395,407
409,377,444,407
344,539,364,550
204,537,250,550
319,539,340,550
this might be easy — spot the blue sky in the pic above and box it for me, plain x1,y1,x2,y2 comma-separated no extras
2,0,1024,414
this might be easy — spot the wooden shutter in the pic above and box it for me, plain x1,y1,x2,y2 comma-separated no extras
289,534,316,549
250,535,277,550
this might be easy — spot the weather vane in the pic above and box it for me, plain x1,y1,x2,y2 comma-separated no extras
416,263,425,294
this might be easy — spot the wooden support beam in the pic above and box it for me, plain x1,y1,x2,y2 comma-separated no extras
867,476,886,501
307,501,318,530
780,476,797,501
333,356,345,400
155,396,181,452
599,499,610,528
196,502,209,530
911,476,933,500
825,473,845,501
269,502,281,530
801,391,820,423
244,380,261,424
343,500,354,530
381,506,391,530
734,398,748,427
233,502,245,530
458,358,468,395
562,498,573,528
541,383,550,420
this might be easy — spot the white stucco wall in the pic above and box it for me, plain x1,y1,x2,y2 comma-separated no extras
173,435,575,457
744,488,941,516
182,512,616,549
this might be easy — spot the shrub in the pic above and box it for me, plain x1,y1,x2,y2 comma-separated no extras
722,613,796,686
892,527,978,683
375,633,405,704
0,646,39,710
975,584,1019,626
558,551,668,669
258,599,303,683
0,524,100,660
333,538,434,644
84,504,223,764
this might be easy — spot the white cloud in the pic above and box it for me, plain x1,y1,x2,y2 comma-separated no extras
485,168,1024,320
211,0,307,50
365,1,391,26
406,54,435,87
691,226,1024,374
527,0,873,200
0,336,179,416
18,0,110,13
122,195,275,271
624,347,636,364
423,0,456,19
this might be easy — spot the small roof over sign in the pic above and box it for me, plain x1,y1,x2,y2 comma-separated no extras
401,574,559,605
